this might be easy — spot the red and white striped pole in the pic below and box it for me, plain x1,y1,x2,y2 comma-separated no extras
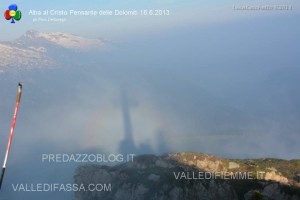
0,83,22,190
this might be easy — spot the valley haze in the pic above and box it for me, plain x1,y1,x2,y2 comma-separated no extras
0,12,299,199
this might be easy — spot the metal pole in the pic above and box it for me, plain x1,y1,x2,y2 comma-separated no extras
0,83,22,190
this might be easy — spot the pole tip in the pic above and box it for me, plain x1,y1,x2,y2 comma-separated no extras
18,83,22,91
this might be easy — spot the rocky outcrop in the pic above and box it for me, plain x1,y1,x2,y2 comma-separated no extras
74,153,300,200
265,168,289,184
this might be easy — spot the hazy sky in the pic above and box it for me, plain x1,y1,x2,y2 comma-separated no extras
0,10,299,158
0,1,299,198
0,0,299,158
0,0,299,41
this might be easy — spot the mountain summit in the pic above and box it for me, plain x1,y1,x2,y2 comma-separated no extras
16,30,108,51
0,30,109,71
75,152,300,200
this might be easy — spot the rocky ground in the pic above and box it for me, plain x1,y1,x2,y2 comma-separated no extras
74,152,300,200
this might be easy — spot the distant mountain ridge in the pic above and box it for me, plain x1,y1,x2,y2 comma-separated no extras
15,30,108,51
0,30,109,71
75,152,300,200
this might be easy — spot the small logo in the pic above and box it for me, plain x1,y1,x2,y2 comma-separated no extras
4,4,22,23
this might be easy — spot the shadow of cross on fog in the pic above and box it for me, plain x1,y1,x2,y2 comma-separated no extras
118,88,137,154
118,88,168,155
